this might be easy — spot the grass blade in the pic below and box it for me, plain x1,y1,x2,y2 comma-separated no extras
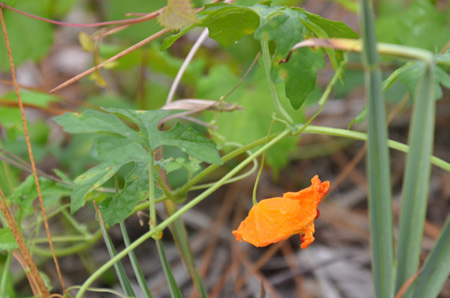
395,66,435,295
120,222,153,298
0,250,12,297
359,0,395,297
156,239,183,298
411,215,450,298
165,200,208,297
94,202,136,297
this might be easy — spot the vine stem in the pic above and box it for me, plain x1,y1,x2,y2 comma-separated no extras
252,118,275,205
74,129,291,298
149,157,157,232
291,38,434,64
166,28,209,104
261,41,294,125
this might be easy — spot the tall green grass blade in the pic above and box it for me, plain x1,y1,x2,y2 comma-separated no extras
120,222,153,298
411,215,450,298
156,239,183,298
359,0,395,297
0,250,12,297
165,200,208,298
96,205,136,297
395,66,435,295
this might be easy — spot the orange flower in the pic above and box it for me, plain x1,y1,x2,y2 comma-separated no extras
233,175,330,249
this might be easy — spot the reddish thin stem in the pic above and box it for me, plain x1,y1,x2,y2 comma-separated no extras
0,2,161,28
49,28,171,93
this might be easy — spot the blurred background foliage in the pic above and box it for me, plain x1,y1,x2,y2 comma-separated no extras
1,0,450,296
0,0,449,219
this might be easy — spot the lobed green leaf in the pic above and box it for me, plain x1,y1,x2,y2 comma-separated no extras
283,47,325,109
154,123,222,164
99,161,162,226
254,8,305,57
91,136,150,164
104,108,222,164
53,110,140,140
71,162,124,213
8,175,72,216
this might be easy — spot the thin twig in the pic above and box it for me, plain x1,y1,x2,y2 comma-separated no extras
0,7,65,294
49,28,171,94
222,51,261,101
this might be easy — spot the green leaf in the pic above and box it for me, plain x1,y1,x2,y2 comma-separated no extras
298,8,359,39
0,228,18,251
348,105,367,129
53,110,140,140
411,215,450,298
163,157,201,177
71,162,124,213
104,108,222,164
0,0,53,70
99,161,162,226
101,108,150,134
283,47,325,109
201,4,260,46
8,175,73,216
253,8,305,57
298,18,342,72
155,123,222,164
91,136,150,164
161,25,197,50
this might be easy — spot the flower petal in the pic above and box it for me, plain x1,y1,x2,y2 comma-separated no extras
232,175,330,249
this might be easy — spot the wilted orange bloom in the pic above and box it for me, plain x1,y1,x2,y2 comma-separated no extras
233,175,330,249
